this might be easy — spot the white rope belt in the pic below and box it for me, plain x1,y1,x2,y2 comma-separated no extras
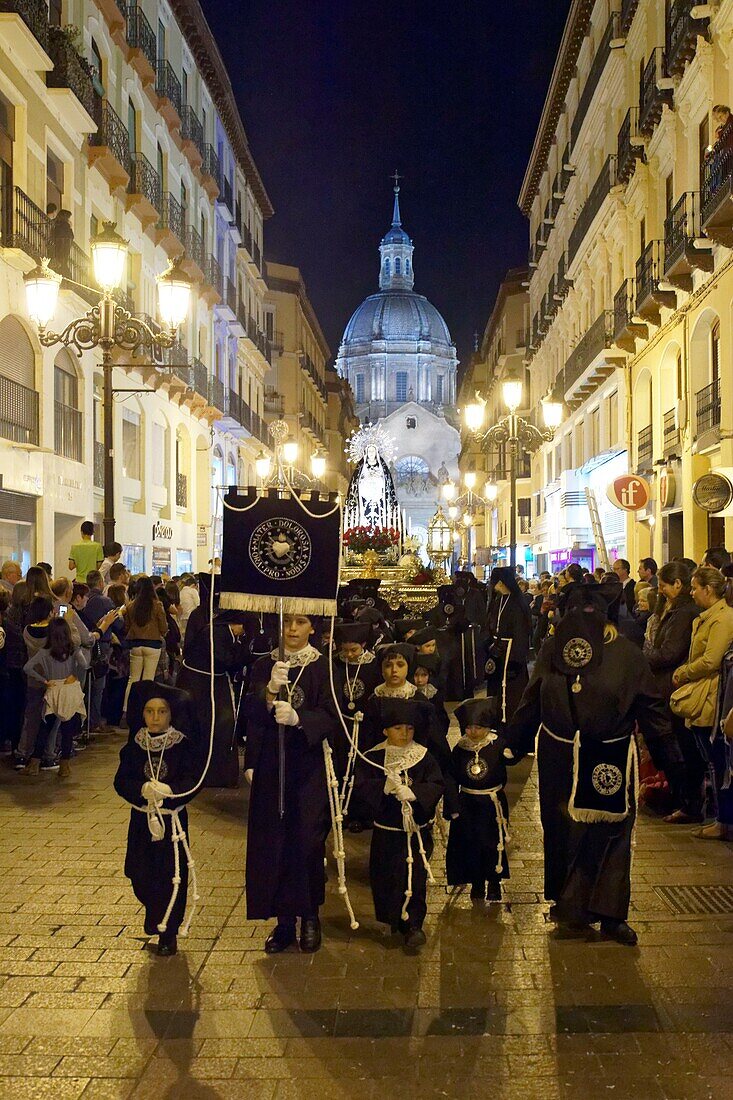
181,661,227,677
131,803,200,937
458,784,510,872
541,723,631,744
375,807,436,921
373,817,434,832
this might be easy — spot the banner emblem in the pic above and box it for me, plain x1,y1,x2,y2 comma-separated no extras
592,763,623,796
249,518,311,580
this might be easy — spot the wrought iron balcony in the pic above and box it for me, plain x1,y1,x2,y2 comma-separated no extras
180,104,203,153
175,471,187,509
636,424,653,472
88,98,130,183
0,184,50,260
203,254,223,298
664,191,713,289
667,0,710,78
125,5,156,72
663,408,679,455
568,155,618,265
127,152,161,220
570,13,621,149
253,241,262,272
223,277,237,314
701,117,733,247
620,0,639,36
696,377,721,438
240,223,253,255
617,107,645,186
208,375,225,413
190,357,209,401
636,239,676,323
564,311,616,394
639,48,673,138
201,144,219,182
0,0,49,52
0,374,39,446
555,253,572,300
54,401,83,462
183,224,203,269
217,173,233,213
47,25,96,119
613,278,648,352
157,191,184,249
155,59,182,118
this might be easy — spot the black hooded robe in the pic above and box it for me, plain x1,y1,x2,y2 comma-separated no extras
113,684,203,937
242,652,339,921
507,634,683,922
329,651,381,781
485,591,532,726
351,744,444,929
444,737,511,887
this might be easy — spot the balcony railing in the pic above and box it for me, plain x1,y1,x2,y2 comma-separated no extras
620,0,639,35
0,184,49,260
89,98,130,173
0,375,39,446
253,241,262,272
189,356,208,400
635,239,675,319
617,107,644,186
47,26,96,119
663,408,679,454
663,191,713,284
0,0,49,51
223,277,237,313
636,424,653,471
208,374,225,412
564,310,615,393
701,116,733,240
125,5,156,70
180,104,203,153
568,155,617,264
158,191,184,242
155,59,182,116
127,151,161,212
203,254,223,297
183,224,203,268
570,13,620,149
639,48,673,137
93,439,104,488
201,144,219,182
667,0,710,78
515,328,527,349
217,173,233,212
176,471,188,509
54,401,83,462
696,378,721,437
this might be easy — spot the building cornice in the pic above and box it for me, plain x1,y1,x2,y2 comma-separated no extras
266,264,331,363
480,266,529,356
168,0,274,218
517,0,593,217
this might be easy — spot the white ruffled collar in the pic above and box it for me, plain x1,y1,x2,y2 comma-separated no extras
372,739,427,772
337,649,376,666
457,732,498,752
270,644,321,667
134,726,184,751
374,681,416,698
417,683,437,699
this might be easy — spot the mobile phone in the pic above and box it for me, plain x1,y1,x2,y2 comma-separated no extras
58,604,68,617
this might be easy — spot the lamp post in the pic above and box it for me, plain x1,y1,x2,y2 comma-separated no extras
256,418,327,490
24,222,193,545
464,366,563,569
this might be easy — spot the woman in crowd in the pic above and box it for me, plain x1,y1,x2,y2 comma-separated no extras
670,566,733,827
484,567,532,726
120,576,168,715
643,562,701,823
3,581,28,756
23,617,88,778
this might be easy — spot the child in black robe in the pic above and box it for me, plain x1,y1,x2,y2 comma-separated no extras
412,647,450,737
329,621,380,780
444,697,514,902
113,682,203,956
351,698,444,950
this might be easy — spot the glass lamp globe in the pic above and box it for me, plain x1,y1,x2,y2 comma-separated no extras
282,441,298,464
485,482,498,503
157,256,193,329
502,371,523,413
24,261,62,328
311,451,326,479
462,512,473,527
255,451,271,479
542,387,564,430
442,481,457,501
90,221,128,292
463,470,477,490
464,401,485,433
447,504,458,521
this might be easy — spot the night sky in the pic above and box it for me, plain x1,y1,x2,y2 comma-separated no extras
199,0,571,364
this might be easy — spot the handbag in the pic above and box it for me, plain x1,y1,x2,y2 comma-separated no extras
90,641,108,680
669,678,710,720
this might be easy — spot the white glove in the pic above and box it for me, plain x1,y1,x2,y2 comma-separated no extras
394,784,416,803
384,774,401,795
267,661,290,694
273,700,299,727
244,768,254,784
141,780,173,802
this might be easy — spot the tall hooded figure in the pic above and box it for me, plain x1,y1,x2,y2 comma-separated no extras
113,682,204,956
506,585,685,945
485,567,533,726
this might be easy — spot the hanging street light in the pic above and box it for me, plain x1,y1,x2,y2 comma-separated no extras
23,221,193,545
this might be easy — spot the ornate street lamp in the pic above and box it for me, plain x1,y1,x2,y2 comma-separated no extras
427,504,452,581
259,419,327,491
24,223,193,545
464,369,564,567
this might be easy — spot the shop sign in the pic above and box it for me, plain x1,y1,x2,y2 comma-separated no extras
152,520,174,541
659,466,676,510
151,545,172,575
606,474,651,512
692,472,733,513
0,450,43,496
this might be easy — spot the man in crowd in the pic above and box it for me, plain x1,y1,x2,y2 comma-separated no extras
81,570,125,733
178,574,200,637
612,558,636,617
68,521,104,584
703,547,731,570
99,542,123,586
638,557,658,590
104,562,130,595
0,561,21,593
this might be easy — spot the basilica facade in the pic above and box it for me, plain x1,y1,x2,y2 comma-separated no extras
335,184,461,548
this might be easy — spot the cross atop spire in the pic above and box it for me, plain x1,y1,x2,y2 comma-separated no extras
391,170,402,226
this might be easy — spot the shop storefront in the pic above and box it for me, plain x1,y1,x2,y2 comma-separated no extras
0,488,37,573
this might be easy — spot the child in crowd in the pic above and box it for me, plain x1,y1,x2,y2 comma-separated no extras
412,651,449,736
23,617,88,778
113,683,203,956
351,698,444,950
444,697,514,903
363,644,450,772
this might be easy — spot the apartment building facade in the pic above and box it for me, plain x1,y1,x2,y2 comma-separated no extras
0,0,274,575
520,0,733,572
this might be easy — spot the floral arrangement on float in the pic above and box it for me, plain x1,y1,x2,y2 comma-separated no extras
408,565,442,586
342,525,400,555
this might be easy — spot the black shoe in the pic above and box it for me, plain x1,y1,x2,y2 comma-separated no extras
156,934,177,956
555,919,591,938
486,882,502,903
264,923,297,954
600,919,638,946
299,918,322,953
469,883,486,900
403,927,426,949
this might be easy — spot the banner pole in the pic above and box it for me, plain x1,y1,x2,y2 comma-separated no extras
278,594,286,819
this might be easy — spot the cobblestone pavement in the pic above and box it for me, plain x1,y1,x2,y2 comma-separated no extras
0,722,732,1100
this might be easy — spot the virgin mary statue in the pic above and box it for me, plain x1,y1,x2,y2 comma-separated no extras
344,425,402,533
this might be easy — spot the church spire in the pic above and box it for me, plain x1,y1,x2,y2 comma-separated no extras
379,172,414,291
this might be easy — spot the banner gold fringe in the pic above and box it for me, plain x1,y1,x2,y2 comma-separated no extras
219,592,338,616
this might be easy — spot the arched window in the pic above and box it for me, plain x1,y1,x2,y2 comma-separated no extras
90,39,104,96
394,455,431,495
127,99,137,155
226,455,236,486
395,257,401,275
54,349,82,461
711,320,720,382
384,259,390,277
156,143,165,191
405,259,410,274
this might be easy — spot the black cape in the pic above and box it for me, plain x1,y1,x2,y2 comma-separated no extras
242,651,339,920
444,737,511,887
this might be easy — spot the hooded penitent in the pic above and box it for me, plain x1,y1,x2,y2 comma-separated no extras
454,696,501,732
